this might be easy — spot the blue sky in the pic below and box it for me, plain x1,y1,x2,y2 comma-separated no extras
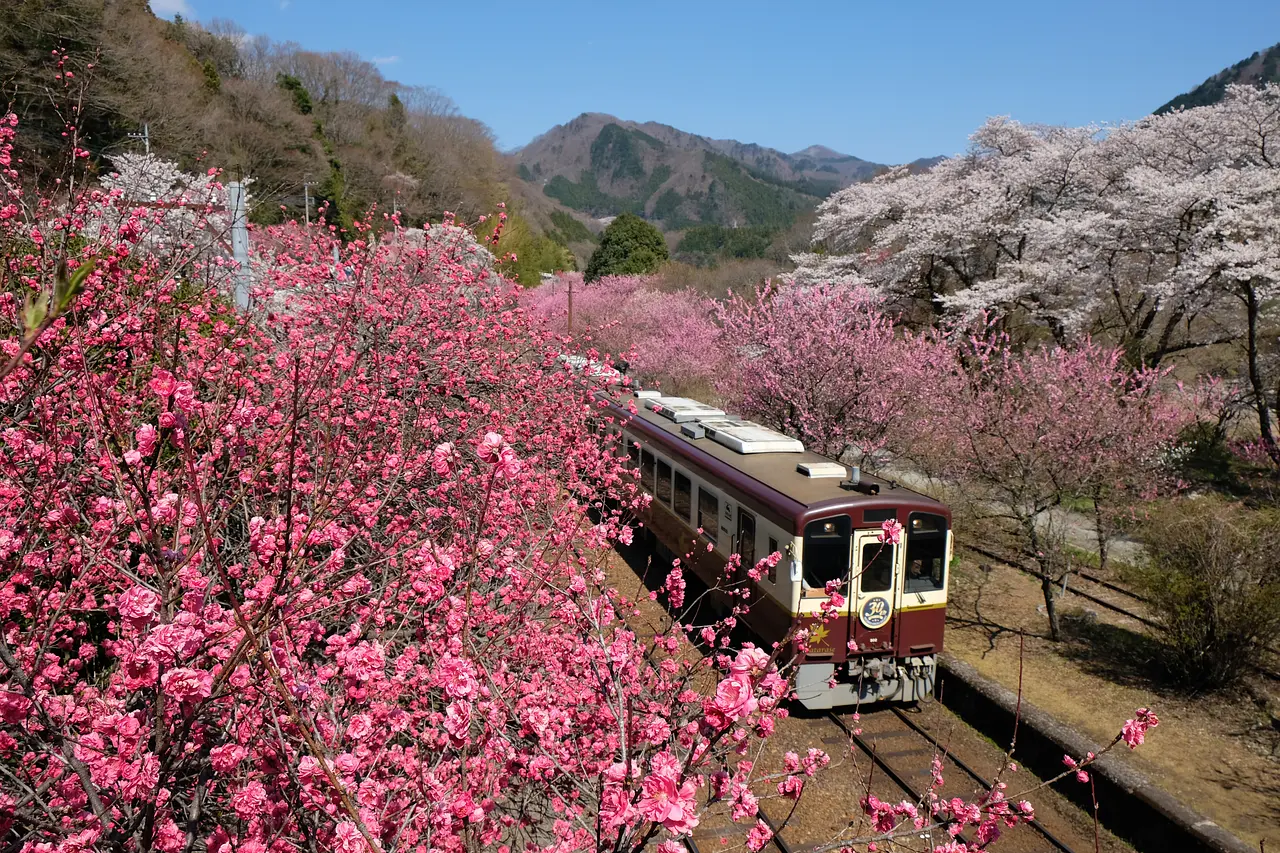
155,0,1280,164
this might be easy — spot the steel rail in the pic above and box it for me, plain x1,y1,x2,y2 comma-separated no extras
961,542,1161,629
887,707,1077,853
826,710,1080,853
753,805,796,853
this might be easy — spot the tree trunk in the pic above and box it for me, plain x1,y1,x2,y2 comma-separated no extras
1041,572,1061,642
1092,491,1110,574
1243,280,1280,468
1027,521,1062,641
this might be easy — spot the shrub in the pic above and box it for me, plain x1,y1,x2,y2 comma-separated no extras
1134,499,1280,690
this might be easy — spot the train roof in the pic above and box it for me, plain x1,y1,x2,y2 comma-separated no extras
603,390,949,526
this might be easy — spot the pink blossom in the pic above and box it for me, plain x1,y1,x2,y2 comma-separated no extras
745,819,773,852
637,768,699,835
160,667,213,702
1122,707,1159,749
210,744,247,773
0,691,32,723
478,431,504,462
230,781,268,820
443,701,471,743
1062,754,1089,784
730,645,771,678
432,441,455,475
116,585,160,627
332,821,367,853
135,423,158,455
877,518,903,545
172,381,197,413
149,369,177,398
708,673,757,723
346,714,375,741
600,785,635,831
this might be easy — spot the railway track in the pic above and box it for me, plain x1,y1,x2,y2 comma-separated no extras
825,708,1078,853
960,540,1280,682
685,705,1091,853
962,541,1159,630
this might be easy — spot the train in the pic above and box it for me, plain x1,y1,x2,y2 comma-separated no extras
596,387,951,710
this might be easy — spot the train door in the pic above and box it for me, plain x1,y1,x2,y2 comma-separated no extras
734,508,757,600
850,529,898,655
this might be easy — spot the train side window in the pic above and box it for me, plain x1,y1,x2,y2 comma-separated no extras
625,435,640,472
803,516,851,590
656,459,673,505
736,510,756,570
860,542,895,593
697,487,720,543
641,449,656,491
767,536,779,583
905,513,948,593
674,471,693,524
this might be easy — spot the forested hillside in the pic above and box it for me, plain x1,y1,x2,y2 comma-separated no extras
0,0,509,230
513,112,888,233
1157,40,1280,112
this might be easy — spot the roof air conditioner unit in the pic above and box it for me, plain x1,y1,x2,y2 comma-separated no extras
797,461,846,478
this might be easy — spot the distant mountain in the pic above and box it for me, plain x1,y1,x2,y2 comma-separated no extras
511,113,897,232
1157,41,1280,113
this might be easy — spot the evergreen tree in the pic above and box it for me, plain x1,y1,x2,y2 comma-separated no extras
201,59,221,93
584,213,667,282
276,73,313,115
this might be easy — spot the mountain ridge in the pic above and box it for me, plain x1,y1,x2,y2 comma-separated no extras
511,112,902,232
1157,41,1280,113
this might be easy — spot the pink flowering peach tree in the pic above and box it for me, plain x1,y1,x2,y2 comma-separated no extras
714,284,956,468
0,109,805,853
0,90,1165,853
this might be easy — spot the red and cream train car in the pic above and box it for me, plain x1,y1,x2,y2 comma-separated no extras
603,390,951,709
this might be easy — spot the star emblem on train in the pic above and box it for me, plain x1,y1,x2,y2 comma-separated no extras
808,622,831,648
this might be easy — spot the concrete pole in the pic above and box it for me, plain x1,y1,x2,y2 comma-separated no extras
228,181,251,309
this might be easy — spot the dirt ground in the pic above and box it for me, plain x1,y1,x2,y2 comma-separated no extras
946,548,1280,850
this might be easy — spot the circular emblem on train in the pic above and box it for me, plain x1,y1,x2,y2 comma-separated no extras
860,596,892,629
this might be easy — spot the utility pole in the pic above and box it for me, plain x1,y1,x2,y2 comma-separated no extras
567,275,574,334
228,181,251,309
127,123,150,156
302,175,315,226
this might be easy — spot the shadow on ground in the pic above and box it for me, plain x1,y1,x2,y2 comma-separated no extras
1054,609,1169,691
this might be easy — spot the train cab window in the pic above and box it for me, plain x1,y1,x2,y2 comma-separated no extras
674,471,693,524
697,487,720,543
656,459,673,505
767,537,779,583
803,516,852,591
736,510,756,569
905,513,948,593
641,450,656,492
625,436,640,472
860,542,895,593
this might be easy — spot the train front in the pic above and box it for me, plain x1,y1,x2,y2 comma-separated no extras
787,503,951,709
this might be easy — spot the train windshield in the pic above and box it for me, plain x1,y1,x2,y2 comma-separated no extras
803,516,852,591
905,512,948,593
